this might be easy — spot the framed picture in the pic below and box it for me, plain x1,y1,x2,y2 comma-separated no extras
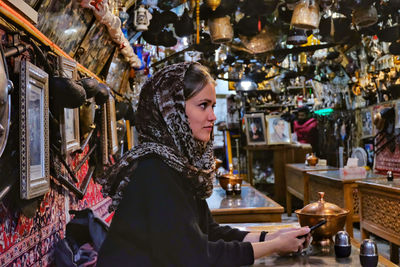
36,0,93,56
58,56,80,155
244,113,267,145
19,60,50,199
75,21,115,75
107,95,119,155
106,52,129,93
266,115,291,145
395,100,400,129
360,107,373,138
100,103,108,164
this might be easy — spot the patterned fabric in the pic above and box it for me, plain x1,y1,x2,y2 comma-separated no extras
98,62,215,212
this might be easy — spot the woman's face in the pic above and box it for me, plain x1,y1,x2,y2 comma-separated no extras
185,83,216,142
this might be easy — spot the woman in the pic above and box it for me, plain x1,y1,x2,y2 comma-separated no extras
97,62,310,266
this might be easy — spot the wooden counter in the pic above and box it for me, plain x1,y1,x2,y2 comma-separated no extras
308,171,384,238
244,144,312,205
224,222,396,267
206,186,284,223
285,163,338,216
358,178,400,264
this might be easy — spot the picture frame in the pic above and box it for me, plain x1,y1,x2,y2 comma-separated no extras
395,100,400,129
266,115,291,145
58,56,80,155
106,52,129,93
19,60,50,199
75,21,115,75
36,0,93,56
107,95,119,155
100,103,108,164
244,113,267,145
360,107,373,138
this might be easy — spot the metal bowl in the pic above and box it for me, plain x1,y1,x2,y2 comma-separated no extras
218,172,242,190
295,192,349,246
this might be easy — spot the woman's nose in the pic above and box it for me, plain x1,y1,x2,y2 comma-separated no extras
209,109,216,121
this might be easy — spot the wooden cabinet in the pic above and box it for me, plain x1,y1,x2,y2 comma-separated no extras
285,163,338,215
244,144,311,205
358,179,400,264
308,171,384,238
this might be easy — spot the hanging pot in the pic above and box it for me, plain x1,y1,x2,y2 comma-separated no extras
157,0,183,11
159,29,177,47
174,9,194,37
352,5,378,28
208,16,233,44
78,77,99,98
49,77,86,109
94,83,110,105
235,15,267,37
291,0,320,30
240,26,277,54
287,28,308,45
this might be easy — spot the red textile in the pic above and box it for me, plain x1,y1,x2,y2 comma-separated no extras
293,118,318,145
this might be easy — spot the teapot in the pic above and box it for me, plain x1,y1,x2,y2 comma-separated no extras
134,5,152,31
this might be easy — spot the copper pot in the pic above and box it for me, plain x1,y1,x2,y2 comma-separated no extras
218,169,242,190
295,192,349,246
208,16,233,44
352,5,378,28
291,0,320,30
240,27,277,54
306,153,319,166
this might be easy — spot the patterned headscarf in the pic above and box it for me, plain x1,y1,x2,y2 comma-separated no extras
98,62,215,212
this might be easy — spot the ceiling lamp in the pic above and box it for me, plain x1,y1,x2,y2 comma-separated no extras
206,0,221,11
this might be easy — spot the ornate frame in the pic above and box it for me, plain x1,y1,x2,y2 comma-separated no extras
20,60,50,199
100,103,108,164
244,113,267,146
58,56,80,155
266,115,292,145
106,95,119,155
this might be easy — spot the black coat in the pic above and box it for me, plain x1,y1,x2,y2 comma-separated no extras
97,156,254,267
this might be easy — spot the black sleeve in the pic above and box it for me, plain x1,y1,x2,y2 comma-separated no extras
204,201,250,242
99,158,254,267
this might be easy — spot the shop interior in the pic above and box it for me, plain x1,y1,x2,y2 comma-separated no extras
0,0,400,266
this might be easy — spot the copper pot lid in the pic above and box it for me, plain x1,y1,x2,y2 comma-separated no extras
296,192,348,216
219,166,241,180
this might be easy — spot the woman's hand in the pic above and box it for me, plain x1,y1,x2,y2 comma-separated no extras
270,227,310,255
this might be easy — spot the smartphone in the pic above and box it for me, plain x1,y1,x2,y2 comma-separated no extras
297,219,327,239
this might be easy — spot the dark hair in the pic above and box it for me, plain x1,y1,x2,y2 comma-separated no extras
183,63,215,99
273,118,284,126
297,106,310,113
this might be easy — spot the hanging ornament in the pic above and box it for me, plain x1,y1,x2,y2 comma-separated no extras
206,0,221,11
134,5,152,31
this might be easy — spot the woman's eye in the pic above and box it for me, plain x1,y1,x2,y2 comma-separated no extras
199,103,207,109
